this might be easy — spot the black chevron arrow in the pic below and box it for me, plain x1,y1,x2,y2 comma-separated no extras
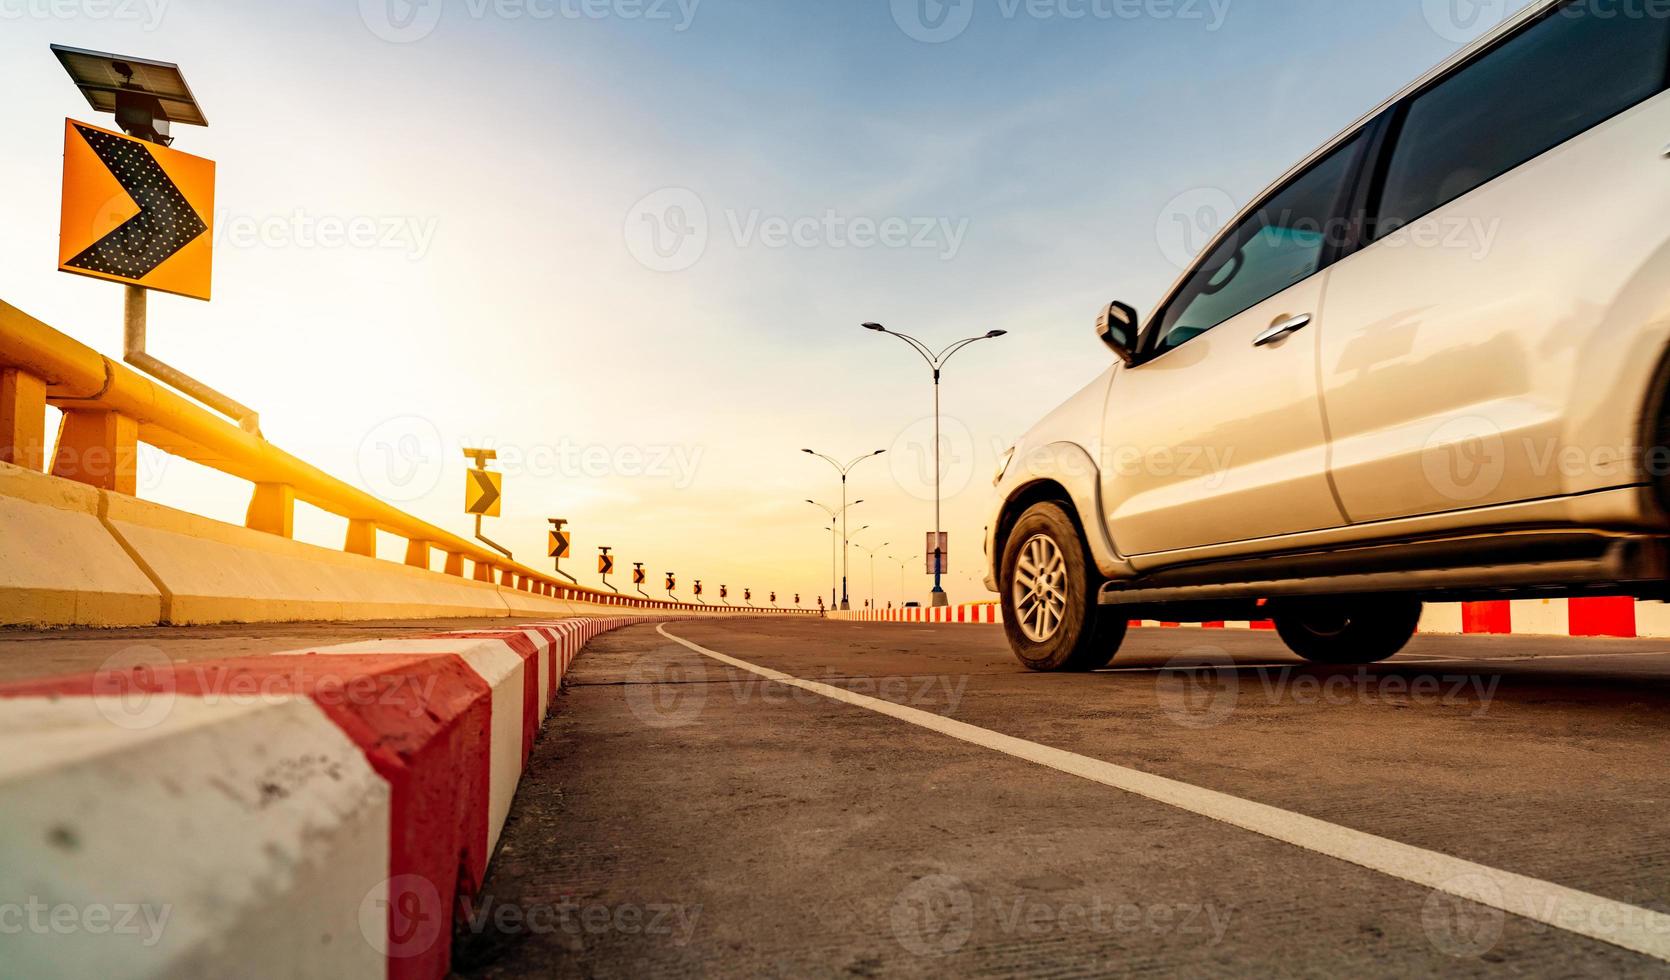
469,469,501,514
65,124,208,281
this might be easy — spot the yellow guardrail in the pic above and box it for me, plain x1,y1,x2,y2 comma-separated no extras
0,298,798,614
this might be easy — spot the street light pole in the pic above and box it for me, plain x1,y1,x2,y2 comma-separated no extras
808,498,862,610
803,450,885,611
889,555,916,607
855,540,889,610
863,324,1008,608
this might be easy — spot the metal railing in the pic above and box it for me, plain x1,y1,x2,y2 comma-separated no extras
0,298,808,615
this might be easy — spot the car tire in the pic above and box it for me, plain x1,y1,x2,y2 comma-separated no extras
1000,501,1127,672
1272,596,1423,665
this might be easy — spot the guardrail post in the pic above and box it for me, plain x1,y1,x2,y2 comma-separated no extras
0,367,46,471
345,519,377,557
404,540,430,569
245,483,295,538
474,561,494,583
444,552,464,577
500,569,514,587
51,409,137,494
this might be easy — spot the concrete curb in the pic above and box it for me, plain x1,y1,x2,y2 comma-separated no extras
831,598,1670,638
0,615,651,979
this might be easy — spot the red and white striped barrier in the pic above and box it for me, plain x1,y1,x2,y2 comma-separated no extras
0,616,636,979
833,598,1670,638
835,603,1003,625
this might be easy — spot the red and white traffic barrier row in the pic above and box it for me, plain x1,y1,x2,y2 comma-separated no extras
834,598,1670,638
836,604,1004,625
0,616,635,979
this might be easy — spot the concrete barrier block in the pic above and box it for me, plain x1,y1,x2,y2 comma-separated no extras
0,461,160,626
101,493,513,625
0,695,390,978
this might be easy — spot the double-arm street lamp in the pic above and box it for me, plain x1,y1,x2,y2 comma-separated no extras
853,538,890,610
807,498,863,610
863,323,1007,608
803,450,885,610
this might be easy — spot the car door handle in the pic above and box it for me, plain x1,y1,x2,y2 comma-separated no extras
1253,314,1312,347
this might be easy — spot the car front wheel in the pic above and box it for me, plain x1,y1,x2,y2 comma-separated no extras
1000,502,1126,672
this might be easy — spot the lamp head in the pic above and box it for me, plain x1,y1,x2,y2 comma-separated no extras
862,323,886,332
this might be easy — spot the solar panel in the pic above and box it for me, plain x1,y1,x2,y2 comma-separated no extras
50,44,208,128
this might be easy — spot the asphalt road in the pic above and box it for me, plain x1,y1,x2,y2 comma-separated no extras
457,619,1670,978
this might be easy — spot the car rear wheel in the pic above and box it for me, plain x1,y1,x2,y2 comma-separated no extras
1000,502,1126,672
1272,596,1423,665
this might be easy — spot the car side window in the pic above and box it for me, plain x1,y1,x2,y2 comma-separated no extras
1151,135,1363,357
1375,2,1670,239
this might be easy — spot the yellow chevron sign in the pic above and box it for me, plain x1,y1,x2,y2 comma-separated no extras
465,468,502,517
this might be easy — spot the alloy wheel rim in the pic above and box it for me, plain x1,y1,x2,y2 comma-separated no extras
1014,533,1069,643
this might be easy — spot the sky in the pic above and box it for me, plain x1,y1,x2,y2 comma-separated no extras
0,0,1529,608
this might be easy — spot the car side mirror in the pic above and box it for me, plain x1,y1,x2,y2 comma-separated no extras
1096,301,1139,365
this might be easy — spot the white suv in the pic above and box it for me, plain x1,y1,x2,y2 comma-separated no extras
986,1,1670,671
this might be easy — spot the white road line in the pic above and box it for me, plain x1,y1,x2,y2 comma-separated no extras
1401,650,1670,666
658,624,1670,962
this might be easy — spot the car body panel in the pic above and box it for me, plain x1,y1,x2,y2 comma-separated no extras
1101,274,1345,556
1321,89,1670,524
